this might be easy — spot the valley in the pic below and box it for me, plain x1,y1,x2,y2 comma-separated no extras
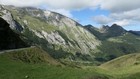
0,47,140,79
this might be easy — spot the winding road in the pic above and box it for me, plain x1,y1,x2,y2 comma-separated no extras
0,46,35,54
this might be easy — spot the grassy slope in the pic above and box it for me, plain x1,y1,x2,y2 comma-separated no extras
0,47,60,65
100,53,140,79
1,47,140,79
101,53,140,69
0,47,110,79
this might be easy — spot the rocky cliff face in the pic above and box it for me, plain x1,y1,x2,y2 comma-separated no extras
44,10,82,28
0,5,23,31
100,25,110,33
100,24,126,36
0,5,101,61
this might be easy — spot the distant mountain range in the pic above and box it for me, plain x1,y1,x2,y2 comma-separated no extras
84,24,127,40
129,31,140,36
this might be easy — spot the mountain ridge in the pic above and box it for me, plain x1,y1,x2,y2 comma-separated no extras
0,5,101,63
1,4,140,65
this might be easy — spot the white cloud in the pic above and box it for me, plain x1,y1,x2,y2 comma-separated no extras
0,0,100,17
1,0,140,27
93,15,113,24
110,8,140,20
42,0,101,10
45,0,87,10
0,0,45,7
0,0,100,10
94,0,140,26
93,11,140,26
100,0,140,12
113,19,130,26
1,0,140,14
48,9,73,18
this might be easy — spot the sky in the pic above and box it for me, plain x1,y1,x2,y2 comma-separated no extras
0,0,140,31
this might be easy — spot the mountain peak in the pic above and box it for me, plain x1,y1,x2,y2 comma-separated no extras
111,24,119,27
84,24,97,29
110,24,123,29
44,10,82,27
98,24,127,38
110,24,126,32
84,24,99,32
100,25,110,33
84,24,93,27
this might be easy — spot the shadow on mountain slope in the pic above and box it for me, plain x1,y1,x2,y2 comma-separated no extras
0,17,28,50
